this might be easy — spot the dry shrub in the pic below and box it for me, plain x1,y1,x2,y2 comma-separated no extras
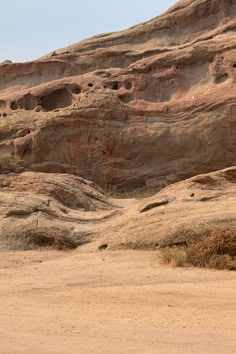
187,229,236,270
208,255,236,270
20,232,77,251
159,247,187,267
159,229,236,270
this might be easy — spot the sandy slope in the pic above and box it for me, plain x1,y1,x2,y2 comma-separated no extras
0,250,235,354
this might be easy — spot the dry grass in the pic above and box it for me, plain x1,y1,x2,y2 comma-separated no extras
17,232,78,251
104,185,165,199
159,247,187,268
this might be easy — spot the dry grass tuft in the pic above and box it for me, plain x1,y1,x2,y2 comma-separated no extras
159,247,187,267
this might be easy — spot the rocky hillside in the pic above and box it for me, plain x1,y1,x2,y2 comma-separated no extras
0,0,236,191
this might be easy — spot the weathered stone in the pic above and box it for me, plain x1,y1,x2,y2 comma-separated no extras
0,167,235,251
0,0,236,190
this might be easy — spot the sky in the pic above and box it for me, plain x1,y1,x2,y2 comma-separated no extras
0,0,177,63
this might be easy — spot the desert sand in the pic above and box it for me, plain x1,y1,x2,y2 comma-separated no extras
0,250,235,354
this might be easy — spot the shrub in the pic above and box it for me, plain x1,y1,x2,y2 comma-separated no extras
187,229,236,270
208,255,236,270
159,229,236,270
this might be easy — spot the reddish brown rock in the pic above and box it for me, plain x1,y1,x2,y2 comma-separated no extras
0,0,236,189
0,167,235,251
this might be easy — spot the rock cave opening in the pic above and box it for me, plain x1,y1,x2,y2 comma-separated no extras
119,94,133,103
17,94,37,111
10,102,18,110
40,88,72,111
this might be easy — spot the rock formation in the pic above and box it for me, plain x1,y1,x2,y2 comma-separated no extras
93,166,236,251
0,172,113,250
0,0,236,190
0,166,235,251
0,0,236,251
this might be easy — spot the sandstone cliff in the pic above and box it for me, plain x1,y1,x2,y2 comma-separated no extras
0,0,236,191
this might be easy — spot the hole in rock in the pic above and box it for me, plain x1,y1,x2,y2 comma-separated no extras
41,88,72,111
125,81,132,90
215,73,228,84
10,102,18,110
111,82,119,90
70,85,81,95
0,100,6,109
88,83,93,87
17,94,37,110
99,244,108,251
233,64,236,68
119,94,133,104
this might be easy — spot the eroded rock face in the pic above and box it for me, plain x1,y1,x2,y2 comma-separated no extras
0,167,235,251
92,166,236,251
0,172,113,250
0,0,236,189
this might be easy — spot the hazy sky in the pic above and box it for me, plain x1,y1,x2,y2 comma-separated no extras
0,0,177,63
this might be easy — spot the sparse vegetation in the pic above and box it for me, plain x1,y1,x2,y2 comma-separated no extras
186,229,236,270
159,229,236,270
21,232,78,251
159,247,187,267
104,184,167,199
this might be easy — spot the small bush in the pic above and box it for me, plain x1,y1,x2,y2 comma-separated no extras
187,229,236,270
208,255,236,270
159,247,187,267
159,229,236,270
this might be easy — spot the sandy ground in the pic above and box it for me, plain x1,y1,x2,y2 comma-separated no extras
0,250,235,354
